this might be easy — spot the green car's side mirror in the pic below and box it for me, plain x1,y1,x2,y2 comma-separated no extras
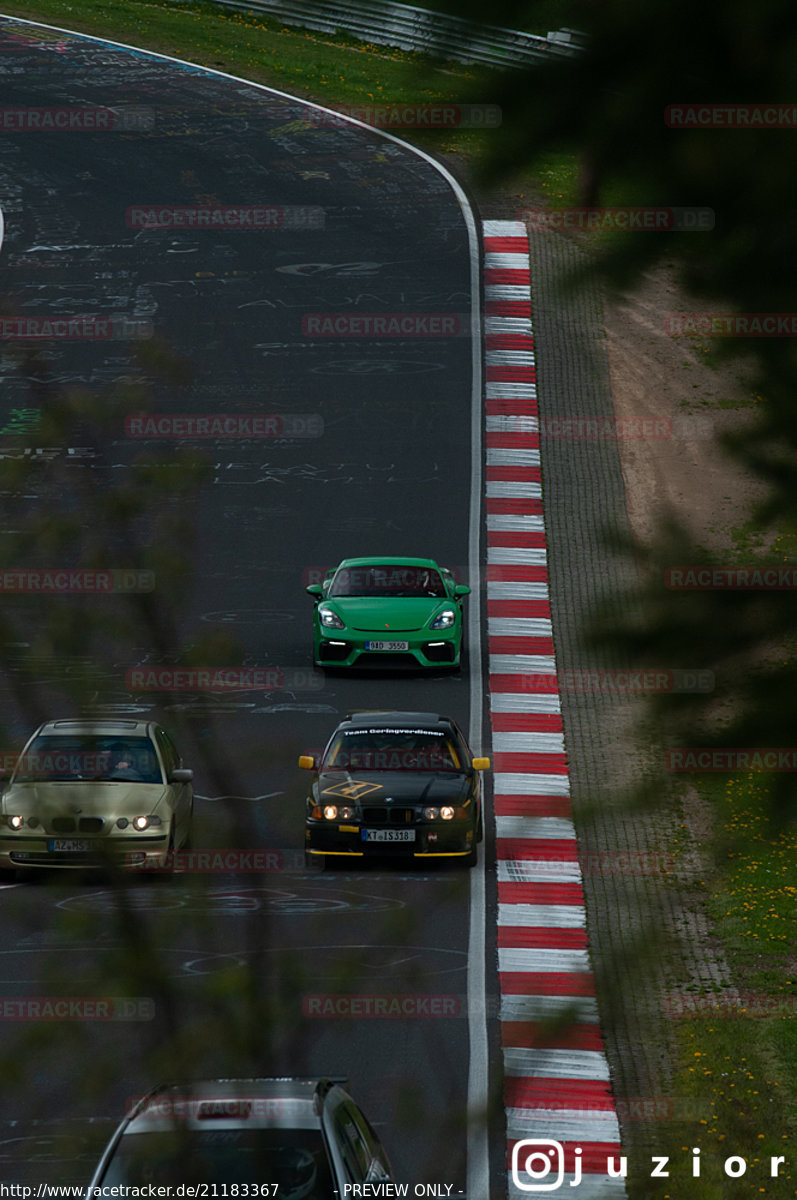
454,584,471,598
305,584,324,598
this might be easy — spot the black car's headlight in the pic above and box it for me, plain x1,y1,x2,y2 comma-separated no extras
322,805,355,820
319,606,345,629
422,806,457,821
430,609,456,630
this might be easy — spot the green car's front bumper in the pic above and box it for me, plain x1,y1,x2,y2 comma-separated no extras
314,630,461,669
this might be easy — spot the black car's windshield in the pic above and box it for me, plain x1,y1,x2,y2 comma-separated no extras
102,1127,335,1194
322,729,461,772
14,736,162,784
328,565,446,598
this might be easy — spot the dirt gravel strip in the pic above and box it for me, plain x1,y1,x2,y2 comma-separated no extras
483,220,626,1198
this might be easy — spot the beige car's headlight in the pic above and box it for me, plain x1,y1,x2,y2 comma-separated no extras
131,815,162,831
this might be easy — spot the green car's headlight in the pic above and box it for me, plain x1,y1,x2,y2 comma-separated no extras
319,606,345,629
7,814,24,830
430,609,456,630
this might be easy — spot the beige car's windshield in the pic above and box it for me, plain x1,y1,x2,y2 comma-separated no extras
13,736,162,784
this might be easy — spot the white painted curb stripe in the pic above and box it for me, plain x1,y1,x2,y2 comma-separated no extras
499,994,599,1022
503,1047,611,1079
488,618,553,637
488,546,547,566
497,859,583,883
491,693,562,715
498,903,586,928
507,1109,622,1141
492,731,565,753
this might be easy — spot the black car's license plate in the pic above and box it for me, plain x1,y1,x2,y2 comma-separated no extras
362,829,415,843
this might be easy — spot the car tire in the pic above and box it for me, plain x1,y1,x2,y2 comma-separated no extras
305,850,326,872
463,843,478,868
476,807,484,844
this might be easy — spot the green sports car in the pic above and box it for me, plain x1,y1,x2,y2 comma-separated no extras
306,556,470,669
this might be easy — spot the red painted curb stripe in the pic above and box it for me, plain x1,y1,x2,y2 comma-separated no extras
490,713,563,732
506,1077,615,1107
487,600,552,619
501,1023,607,1051
493,753,569,774
497,927,588,950
500,973,597,996
484,268,531,285
490,673,558,693
490,638,555,657
494,796,571,818
497,882,586,906
484,236,531,251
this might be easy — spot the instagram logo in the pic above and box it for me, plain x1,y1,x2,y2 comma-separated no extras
511,1140,567,1191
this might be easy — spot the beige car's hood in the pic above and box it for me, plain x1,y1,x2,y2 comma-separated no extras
1,781,169,816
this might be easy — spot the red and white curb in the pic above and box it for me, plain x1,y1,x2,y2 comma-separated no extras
483,220,625,1197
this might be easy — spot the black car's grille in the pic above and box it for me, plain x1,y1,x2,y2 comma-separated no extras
51,817,105,833
361,807,415,825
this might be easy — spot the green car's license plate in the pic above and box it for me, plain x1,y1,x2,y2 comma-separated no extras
49,839,91,852
362,829,416,843
364,640,409,651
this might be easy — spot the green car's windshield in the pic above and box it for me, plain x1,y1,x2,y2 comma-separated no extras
323,729,462,772
328,565,446,598
13,736,162,783
102,1127,335,1194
